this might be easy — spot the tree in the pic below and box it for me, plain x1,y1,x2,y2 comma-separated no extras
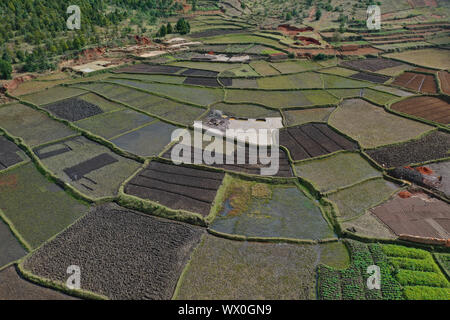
0,59,12,79
167,22,173,34
176,18,190,35
316,9,322,21
158,25,167,38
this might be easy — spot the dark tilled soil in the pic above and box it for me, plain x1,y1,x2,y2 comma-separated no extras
114,64,185,74
340,58,405,72
0,219,27,267
162,146,293,177
370,191,450,239
0,136,24,170
391,96,450,125
189,28,247,39
0,266,78,300
392,72,437,93
22,203,204,300
34,144,72,160
63,153,118,181
44,97,104,122
366,131,450,168
350,72,390,84
218,77,233,86
183,77,221,87
125,161,225,216
280,123,358,161
181,69,219,77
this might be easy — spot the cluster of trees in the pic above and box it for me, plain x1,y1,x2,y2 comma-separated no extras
0,0,182,73
157,18,191,37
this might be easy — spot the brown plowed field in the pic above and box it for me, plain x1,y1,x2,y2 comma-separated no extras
370,191,449,239
438,71,450,95
162,146,293,177
280,123,358,161
391,96,450,124
392,72,437,93
125,161,225,216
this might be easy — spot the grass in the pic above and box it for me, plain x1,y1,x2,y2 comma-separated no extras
38,136,141,199
78,93,124,113
110,73,187,84
21,86,86,106
110,121,178,157
283,107,335,126
256,72,323,89
225,89,338,108
199,33,289,50
210,178,335,240
210,102,280,118
174,234,347,300
0,162,88,249
322,74,371,89
109,79,224,106
328,98,433,149
270,60,320,74
319,67,358,77
249,60,280,76
0,103,76,147
75,109,155,139
294,153,382,193
385,48,450,70
326,178,401,221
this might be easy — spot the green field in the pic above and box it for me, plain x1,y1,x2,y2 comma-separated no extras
295,153,382,193
0,163,88,249
210,179,335,240
37,136,141,199
329,99,433,148
0,103,76,147
283,107,335,126
175,235,349,300
385,48,450,70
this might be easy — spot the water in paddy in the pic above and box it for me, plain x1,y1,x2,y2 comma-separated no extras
211,187,335,240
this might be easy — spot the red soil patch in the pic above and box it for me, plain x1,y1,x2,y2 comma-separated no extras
1,75,36,93
438,71,450,95
391,96,450,125
399,190,412,198
392,72,437,94
308,7,316,21
416,166,433,175
295,36,320,45
340,47,381,56
278,24,313,36
371,191,450,240
0,175,17,189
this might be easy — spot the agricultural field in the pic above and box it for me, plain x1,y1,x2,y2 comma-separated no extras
35,136,141,199
1,0,450,301
174,235,349,300
294,153,382,194
0,103,77,147
21,203,204,300
328,99,433,148
0,162,88,249
210,178,335,240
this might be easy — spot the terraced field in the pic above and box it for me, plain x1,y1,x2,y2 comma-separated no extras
1,9,450,301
